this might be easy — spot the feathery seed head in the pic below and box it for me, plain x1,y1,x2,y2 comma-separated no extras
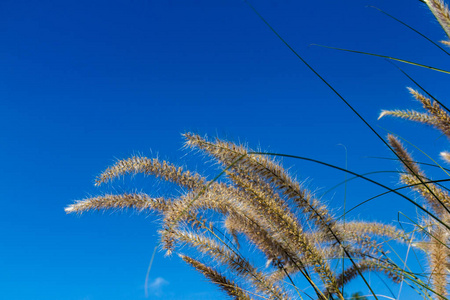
95,156,206,190
387,134,423,176
379,109,437,125
425,0,450,37
65,193,169,214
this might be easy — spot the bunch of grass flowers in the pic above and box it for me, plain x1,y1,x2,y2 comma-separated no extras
378,2,450,296
386,133,450,299
380,102,450,299
67,133,406,300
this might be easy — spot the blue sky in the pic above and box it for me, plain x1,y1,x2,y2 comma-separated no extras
1,0,449,299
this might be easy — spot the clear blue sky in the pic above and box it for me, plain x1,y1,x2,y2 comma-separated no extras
1,0,449,299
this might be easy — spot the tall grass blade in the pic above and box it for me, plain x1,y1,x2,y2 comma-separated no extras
311,44,450,74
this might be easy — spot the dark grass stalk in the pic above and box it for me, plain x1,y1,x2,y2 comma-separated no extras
320,170,406,200
340,144,348,298
368,6,450,56
368,156,450,173
322,169,450,200
386,60,450,114
340,177,450,218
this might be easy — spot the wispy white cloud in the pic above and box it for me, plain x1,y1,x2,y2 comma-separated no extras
147,277,169,297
